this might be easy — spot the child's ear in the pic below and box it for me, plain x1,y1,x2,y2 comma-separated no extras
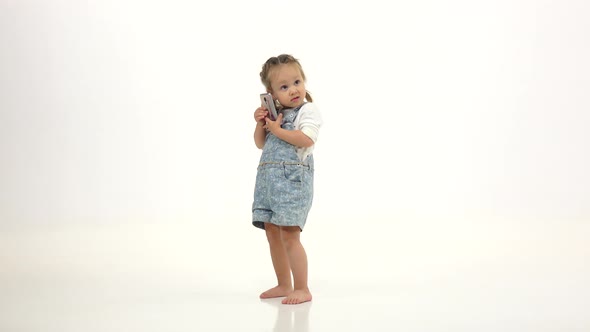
274,98,282,109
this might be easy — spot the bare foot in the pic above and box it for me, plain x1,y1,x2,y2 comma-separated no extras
260,285,293,299
282,289,312,305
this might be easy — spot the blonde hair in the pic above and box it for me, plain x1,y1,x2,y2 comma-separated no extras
259,54,313,103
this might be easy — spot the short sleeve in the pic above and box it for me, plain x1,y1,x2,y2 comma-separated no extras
297,103,323,142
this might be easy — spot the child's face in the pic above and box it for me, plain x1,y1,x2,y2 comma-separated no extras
269,64,306,109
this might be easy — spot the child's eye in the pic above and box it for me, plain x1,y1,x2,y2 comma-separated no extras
280,85,288,90
294,80,301,85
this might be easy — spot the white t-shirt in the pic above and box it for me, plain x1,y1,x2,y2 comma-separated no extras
295,102,323,162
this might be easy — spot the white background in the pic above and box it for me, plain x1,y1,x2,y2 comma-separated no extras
2,0,588,226
1,1,589,330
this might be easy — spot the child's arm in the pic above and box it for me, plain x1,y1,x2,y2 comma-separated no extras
254,122,267,149
265,113,314,148
273,128,314,147
254,107,268,149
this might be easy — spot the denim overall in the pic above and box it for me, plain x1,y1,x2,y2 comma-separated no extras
252,104,314,231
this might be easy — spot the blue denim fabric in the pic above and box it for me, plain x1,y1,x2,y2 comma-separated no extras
252,105,314,231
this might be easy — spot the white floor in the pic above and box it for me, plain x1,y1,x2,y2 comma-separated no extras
1,218,589,332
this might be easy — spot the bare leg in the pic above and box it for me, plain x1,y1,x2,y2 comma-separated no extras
280,226,312,305
260,222,293,298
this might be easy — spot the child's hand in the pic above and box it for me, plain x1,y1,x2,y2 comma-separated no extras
254,107,268,125
264,113,283,133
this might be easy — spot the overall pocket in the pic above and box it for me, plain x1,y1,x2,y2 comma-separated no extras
283,164,303,182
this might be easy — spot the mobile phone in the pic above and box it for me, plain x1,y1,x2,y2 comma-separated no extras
260,93,278,121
